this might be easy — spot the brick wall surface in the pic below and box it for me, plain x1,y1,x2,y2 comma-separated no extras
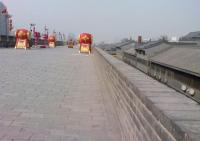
94,48,200,141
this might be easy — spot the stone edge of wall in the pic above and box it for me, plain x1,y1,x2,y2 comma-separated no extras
94,47,200,141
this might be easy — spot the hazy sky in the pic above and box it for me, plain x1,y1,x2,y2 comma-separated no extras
1,0,200,43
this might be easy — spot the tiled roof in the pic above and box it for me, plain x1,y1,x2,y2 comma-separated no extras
150,46,200,77
98,40,135,51
124,39,200,76
136,40,165,50
180,31,200,41
124,48,136,55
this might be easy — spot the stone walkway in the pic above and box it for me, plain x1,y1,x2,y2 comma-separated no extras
0,47,121,141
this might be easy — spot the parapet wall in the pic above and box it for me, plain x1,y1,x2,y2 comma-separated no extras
0,35,64,47
0,35,15,47
94,47,200,141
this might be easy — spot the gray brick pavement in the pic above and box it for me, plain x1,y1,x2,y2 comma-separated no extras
0,47,121,141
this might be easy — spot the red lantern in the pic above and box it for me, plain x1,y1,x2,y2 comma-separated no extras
15,29,30,49
48,35,56,48
79,33,92,44
78,33,93,54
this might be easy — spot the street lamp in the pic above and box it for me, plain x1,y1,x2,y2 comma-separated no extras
29,23,36,47
44,25,49,47
29,23,35,31
59,32,62,41
29,23,36,38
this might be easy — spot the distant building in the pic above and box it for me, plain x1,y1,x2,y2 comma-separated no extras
179,31,200,41
98,40,135,56
0,2,11,36
123,40,200,103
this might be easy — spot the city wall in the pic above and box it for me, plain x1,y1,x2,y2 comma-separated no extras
94,47,200,141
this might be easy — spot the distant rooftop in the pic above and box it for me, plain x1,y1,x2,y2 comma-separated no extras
180,31,200,41
151,46,200,77
97,40,135,51
124,38,200,77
